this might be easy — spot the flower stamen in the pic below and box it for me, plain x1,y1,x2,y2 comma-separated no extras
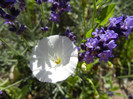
55,58,61,64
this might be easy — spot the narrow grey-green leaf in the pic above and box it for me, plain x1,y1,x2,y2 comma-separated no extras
96,3,116,26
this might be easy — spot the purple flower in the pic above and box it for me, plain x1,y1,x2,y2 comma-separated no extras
86,38,98,49
68,32,76,42
94,46,101,52
1,7,20,24
50,11,60,22
5,0,16,2
64,27,71,36
78,15,133,64
9,24,17,32
35,0,42,4
79,27,119,64
41,26,49,32
92,28,100,37
58,1,71,14
9,7,20,17
106,91,114,97
98,50,114,62
50,2,59,11
63,27,76,43
109,15,133,39
124,16,133,29
0,91,2,95
105,30,118,40
16,24,27,35
0,8,6,18
49,0,71,22
81,43,86,50
109,16,123,27
107,40,117,50
120,16,133,39
99,34,108,42
78,52,85,62
18,0,26,10
99,30,118,42
129,95,133,99
76,46,80,52
0,0,16,8
83,53,94,64
9,23,27,35
92,27,105,37
4,14,15,24
43,0,49,2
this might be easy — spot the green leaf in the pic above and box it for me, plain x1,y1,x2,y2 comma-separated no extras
96,0,103,6
18,85,29,99
111,86,120,91
96,0,103,9
91,0,97,29
0,79,9,87
96,3,116,26
114,93,125,97
86,59,99,71
86,28,93,38
67,75,81,86
86,63,92,71
99,94,108,99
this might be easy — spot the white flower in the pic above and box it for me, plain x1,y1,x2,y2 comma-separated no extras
30,35,78,83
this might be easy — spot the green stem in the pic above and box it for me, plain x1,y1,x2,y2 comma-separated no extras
32,18,42,33
50,22,55,36
91,0,96,29
117,75,133,78
87,78,99,98
83,6,86,33
1,76,31,91
25,0,32,28
127,60,131,75
21,36,32,52
0,37,19,55
41,4,46,27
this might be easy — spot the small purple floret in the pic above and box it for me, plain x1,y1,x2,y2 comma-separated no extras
98,50,114,62
83,53,94,64
109,15,133,39
86,38,98,49
0,91,2,95
50,11,60,22
35,0,42,4
41,26,49,32
106,91,114,97
107,40,117,50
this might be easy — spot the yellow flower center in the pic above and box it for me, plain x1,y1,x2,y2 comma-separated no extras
55,58,61,64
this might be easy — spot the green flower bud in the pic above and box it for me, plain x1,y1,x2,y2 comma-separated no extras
81,63,87,71
108,61,113,68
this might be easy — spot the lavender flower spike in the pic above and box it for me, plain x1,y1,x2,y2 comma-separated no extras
98,50,114,62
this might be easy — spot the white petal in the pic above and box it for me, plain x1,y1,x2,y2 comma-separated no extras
48,35,63,58
30,35,78,83
62,36,78,58
48,57,78,83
